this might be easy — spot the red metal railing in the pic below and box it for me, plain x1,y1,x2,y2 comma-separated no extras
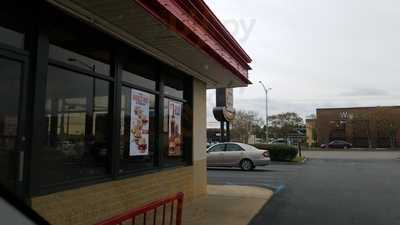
93,192,184,225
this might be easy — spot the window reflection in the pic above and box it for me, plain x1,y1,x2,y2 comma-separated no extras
164,86,184,99
42,65,110,186
164,73,184,98
121,52,157,90
0,4,25,49
0,26,24,49
48,12,111,76
122,70,156,90
49,45,110,75
0,58,22,191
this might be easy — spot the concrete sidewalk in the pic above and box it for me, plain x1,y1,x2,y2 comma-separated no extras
183,185,273,225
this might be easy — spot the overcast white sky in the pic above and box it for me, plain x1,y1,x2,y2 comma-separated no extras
204,0,400,128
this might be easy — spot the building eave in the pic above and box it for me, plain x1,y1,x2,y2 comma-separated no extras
135,0,252,85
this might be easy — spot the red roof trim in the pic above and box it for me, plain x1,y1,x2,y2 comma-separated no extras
135,0,252,84
176,0,252,68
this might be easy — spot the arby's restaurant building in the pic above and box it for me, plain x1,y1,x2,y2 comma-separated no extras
0,0,251,224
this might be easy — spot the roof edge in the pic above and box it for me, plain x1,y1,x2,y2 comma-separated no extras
317,106,400,111
181,0,252,65
135,0,252,84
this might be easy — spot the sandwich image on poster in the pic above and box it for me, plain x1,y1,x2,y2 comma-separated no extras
130,89,150,156
168,101,182,156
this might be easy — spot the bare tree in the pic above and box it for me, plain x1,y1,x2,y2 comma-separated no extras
268,112,305,139
230,110,264,143
373,107,400,148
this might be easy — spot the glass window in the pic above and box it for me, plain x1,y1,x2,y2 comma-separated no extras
226,144,243,152
164,73,184,98
49,45,110,76
208,144,225,152
48,13,111,76
0,57,22,192
122,70,156,90
120,87,156,172
239,143,259,151
41,65,110,187
0,3,25,49
121,51,157,90
0,27,24,49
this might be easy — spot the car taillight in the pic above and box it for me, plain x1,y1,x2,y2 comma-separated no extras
263,151,269,158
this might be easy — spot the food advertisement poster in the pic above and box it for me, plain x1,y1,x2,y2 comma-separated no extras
130,89,150,156
163,100,169,132
168,101,182,156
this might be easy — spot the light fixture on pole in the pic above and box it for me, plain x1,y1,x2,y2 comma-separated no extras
259,81,271,143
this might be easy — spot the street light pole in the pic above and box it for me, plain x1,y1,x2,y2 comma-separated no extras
259,81,271,144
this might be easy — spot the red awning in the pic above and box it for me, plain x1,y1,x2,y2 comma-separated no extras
135,0,252,84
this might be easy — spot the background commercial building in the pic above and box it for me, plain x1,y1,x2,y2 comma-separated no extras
0,1,251,224
305,118,316,147
314,106,400,148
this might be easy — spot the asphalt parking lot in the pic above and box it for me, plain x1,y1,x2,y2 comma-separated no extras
207,151,400,225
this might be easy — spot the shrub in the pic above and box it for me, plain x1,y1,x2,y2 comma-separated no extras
311,142,319,148
252,144,298,161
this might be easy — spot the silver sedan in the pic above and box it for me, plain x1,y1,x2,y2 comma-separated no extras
207,142,270,171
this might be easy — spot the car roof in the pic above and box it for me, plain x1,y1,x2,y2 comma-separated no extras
210,142,245,145
207,142,249,148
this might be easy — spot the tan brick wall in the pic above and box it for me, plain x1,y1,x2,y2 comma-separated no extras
32,159,207,225
192,79,207,162
32,74,208,225
191,78,208,198
192,159,207,198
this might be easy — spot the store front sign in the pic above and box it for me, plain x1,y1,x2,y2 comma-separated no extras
130,89,150,156
340,111,353,120
168,101,182,156
213,88,235,122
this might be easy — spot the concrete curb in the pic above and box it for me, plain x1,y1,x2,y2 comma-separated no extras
207,184,274,199
271,158,307,165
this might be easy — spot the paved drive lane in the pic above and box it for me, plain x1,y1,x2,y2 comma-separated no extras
208,151,400,225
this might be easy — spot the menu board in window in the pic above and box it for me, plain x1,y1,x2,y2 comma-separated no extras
130,89,150,156
168,101,182,156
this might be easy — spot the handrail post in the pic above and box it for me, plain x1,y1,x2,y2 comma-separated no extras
175,192,184,225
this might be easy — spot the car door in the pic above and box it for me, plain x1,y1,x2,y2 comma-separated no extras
207,144,226,166
334,141,345,148
224,144,244,166
329,141,339,148
338,141,348,148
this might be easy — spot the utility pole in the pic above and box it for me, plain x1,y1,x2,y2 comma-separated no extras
259,81,271,144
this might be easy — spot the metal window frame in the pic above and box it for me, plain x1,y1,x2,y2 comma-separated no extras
1,1,195,198
0,46,30,200
48,59,114,82
118,83,160,174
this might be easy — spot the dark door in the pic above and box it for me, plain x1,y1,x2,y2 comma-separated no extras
0,48,29,198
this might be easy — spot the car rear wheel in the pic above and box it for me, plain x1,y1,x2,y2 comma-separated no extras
344,146,348,149
240,159,254,171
